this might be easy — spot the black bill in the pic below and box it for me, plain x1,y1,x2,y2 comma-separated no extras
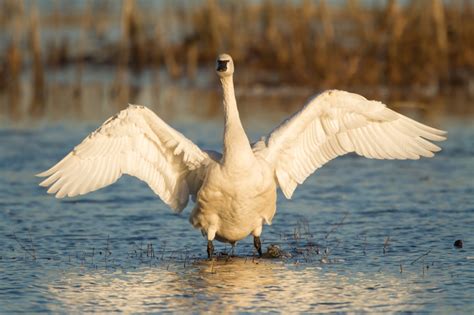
217,60,229,72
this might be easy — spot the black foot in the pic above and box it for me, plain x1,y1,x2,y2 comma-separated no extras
207,240,214,259
254,236,263,257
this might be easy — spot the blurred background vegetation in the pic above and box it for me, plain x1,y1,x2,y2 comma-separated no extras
0,0,473,122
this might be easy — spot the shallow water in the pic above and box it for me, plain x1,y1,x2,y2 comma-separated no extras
0,110,473,313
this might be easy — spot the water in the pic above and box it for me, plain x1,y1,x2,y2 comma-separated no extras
0,109,473,313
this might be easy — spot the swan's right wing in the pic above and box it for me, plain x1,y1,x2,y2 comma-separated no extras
254,90,446,199
37,105,212,212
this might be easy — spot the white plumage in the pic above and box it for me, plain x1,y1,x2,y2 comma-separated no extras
256,90,446,198
38,54,446,257
38,105,209,211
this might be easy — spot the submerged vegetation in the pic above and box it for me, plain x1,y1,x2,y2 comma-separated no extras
0,0,473,119
5,213,437,281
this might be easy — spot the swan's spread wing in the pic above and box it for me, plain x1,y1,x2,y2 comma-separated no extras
37,105,211,212
253,90,447,199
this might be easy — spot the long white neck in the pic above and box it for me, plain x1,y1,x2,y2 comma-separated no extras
220,75,254,168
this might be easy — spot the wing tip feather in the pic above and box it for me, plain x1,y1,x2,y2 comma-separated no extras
36,168,54,177
38,180,50,187
36,171,47,177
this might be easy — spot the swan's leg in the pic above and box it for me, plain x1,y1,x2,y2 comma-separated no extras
207,241,214,259
252,225,263,257
254,237,262,257
207,227,216,259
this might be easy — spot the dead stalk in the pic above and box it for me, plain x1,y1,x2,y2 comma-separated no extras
383,236,391,254
410,249,432,265
12,233,36,260
325,213,348,240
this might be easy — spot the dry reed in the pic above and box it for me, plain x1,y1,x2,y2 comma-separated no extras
0,0,473,113
28,2,46,117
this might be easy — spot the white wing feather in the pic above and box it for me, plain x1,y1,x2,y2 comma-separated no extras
254,90,447,199
37,105,212,212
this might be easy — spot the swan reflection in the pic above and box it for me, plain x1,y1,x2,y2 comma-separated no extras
47,258,419,313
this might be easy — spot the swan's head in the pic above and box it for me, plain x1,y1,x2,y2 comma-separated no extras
216,53,234,77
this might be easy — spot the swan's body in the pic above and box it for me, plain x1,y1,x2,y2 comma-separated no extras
190,157,276,244
38,54,446,257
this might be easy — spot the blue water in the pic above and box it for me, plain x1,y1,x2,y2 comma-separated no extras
0,113,473,313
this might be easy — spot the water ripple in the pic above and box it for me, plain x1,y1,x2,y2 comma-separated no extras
0,121,473,313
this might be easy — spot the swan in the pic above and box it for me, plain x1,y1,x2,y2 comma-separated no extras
37,53,447,258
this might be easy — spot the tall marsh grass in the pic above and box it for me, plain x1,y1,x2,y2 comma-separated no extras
0,0,473,119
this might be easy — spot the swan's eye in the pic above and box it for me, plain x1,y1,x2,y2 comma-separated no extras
217,60,230,72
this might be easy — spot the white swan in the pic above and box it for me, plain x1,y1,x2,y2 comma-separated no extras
38,53,447,258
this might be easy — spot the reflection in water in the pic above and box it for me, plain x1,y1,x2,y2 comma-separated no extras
1,66,460,126
48,259,417,313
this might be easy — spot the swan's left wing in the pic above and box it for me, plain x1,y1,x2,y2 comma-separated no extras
253,90,447,199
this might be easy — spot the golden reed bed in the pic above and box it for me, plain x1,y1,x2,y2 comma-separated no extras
0,0,473,119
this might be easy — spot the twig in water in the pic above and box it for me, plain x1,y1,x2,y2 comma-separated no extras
12,233,36,260
363,236,367,256
410,249,432,265
325,213,348,240
104,235,112,268
147,243,155,258
27,230,37,259
320,239,342,263
383,236,391,254
293,227,300,241
184,249,188,268
161,241,167,260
